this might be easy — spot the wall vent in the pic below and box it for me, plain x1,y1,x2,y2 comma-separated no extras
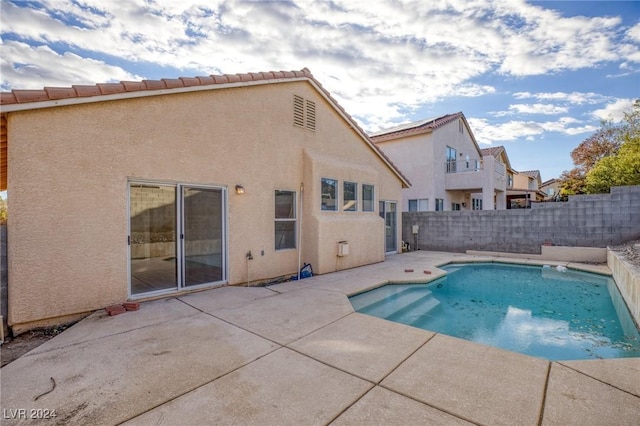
293,95,305,128
305,99,316,131
293,95,316,131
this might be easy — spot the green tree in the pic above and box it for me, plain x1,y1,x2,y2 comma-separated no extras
560,99,640,194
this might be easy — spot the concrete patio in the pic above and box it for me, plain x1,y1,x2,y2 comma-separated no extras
1,251,639,425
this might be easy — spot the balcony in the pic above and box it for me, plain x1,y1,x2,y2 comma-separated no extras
444,159,507,191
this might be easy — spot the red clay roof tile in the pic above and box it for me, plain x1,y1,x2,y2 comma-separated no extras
225,74,241,83
212,75,229,84
0,93,17,104
73,85,102,97
161,78,184,89
143,80,166,90
121,81,146,92
238,73,253,82
13,89,50,103
196,76,215,85
44,87,77,100
179,77,200,87
97,83,126,95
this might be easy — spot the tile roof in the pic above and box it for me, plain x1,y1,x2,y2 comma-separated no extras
370,112,483,157
369,112,463,139
520,170,541,180
0,68,411,190
480,145,513,170
0,69,314,106
480,146,503,157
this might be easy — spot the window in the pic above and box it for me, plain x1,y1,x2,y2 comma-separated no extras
472,199,483,210
343,181,357,211
451,203,461,211
293,95,316,131
321,178,338,211
275,190,296,250
508,174,513,188
459,118,464,133
446,146,457,173
408,199,428,212
362,184,374,212
435,198,444,211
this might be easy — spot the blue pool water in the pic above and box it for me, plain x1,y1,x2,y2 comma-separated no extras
349,263,640,360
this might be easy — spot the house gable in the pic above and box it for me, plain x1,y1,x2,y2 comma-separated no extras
0,68,409,191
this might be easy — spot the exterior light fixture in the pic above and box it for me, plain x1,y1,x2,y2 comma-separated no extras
235,185,245,194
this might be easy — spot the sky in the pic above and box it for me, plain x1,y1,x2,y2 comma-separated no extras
1,0,639,185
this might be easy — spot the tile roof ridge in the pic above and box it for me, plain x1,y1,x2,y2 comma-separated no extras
0,68,314,106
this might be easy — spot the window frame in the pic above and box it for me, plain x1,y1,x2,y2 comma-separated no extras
275,190,297,250
321,177,338,211
343,181,358,211
362,184,375,212
435,198,444,211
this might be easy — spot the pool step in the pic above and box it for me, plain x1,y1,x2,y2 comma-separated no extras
386,294,441,326
358,288,437,320
350,285,421,313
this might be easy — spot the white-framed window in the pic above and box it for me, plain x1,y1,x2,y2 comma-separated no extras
472,198,483,210
275,190,296,250
435,198,444,211
343,181,357,211
408,199,429,212
321,178,338,211
446,146,457,173
362,184,374,212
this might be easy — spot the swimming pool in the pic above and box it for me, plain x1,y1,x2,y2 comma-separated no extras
349,263,640,360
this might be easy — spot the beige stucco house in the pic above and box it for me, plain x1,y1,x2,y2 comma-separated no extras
370,113,508,211
508,170,546,208
0,68,409,333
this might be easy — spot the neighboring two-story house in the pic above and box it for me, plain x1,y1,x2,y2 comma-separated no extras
370,112,508,211
508,170,546,208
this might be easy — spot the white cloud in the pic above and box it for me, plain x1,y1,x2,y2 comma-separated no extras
0,0,637,130
508,103,568,115
468,116,597,144
592,98,635,122
0,39,141,90
512,91,607,105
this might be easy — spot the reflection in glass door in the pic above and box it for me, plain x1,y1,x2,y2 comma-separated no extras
182,187,224,287
129,184,178,295
379,201,397,253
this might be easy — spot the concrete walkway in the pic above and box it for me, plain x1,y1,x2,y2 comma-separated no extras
1,251,639,425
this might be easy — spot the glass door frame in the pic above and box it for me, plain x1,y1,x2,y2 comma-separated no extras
127,179,228,299
180,184,228,290
379,200,398,254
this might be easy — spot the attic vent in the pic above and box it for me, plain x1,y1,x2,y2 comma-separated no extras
293,95,316,131
305,99,316,131
293,95,305,128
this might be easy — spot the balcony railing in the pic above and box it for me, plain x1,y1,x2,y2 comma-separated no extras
445,159,481,174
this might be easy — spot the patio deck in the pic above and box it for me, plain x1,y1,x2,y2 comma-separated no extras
1,251,638,425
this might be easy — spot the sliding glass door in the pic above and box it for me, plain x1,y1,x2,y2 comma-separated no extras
182,186,224,287
129,184,179,295
129,182,226,297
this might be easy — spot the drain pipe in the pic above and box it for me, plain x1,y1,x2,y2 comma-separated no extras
298,182,304,281
246,250,253,286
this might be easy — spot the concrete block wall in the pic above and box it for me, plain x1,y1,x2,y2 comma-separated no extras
403,185,640,254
